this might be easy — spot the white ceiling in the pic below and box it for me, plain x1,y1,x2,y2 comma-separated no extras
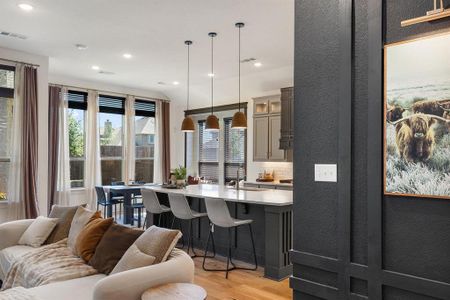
0,0,294,107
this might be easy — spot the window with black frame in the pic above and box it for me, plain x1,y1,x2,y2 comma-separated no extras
98,94,125,185
0,65,14,201
224,118,246,183
198,120,219,183
67,90,87,188
134,99,156,183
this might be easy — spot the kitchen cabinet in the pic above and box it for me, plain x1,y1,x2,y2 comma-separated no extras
269,115,285,160
253,117,269,161
279,87,294,150
253,96,286,162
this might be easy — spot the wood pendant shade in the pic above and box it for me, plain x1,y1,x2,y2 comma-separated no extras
231,111,247,129
181,116,195,132
205,114,220,131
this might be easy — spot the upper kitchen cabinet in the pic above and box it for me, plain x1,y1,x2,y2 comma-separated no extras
279,87,294,150
253,95,286,162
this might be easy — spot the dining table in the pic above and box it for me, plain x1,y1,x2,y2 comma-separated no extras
102,184,149,225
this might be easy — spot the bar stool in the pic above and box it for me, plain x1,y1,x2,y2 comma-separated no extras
168,193,215,258
141,189,172,229
202,197,257,279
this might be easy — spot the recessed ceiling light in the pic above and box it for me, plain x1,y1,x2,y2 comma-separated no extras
75,44,88,50
123,53,132,59
208,73,215,77
91,65,100,70
173,81,180,85
18,3,33,11
254,62,262,67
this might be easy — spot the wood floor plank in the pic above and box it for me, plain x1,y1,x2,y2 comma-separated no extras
191,251,292,300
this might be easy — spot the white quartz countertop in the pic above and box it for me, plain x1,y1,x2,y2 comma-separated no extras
144,184,293,206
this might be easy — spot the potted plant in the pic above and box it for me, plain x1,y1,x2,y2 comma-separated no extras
174,165,187,186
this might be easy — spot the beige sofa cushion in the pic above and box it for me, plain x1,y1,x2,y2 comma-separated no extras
67,207,97,252
0,245,35,277
111,226,181,274
45,204,87,244
18,216,59,247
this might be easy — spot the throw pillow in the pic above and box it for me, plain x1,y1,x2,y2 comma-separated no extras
110,226,182,274
75,217,114,261
110,244,155,274
67,206,98,252
18,216,59,247
45,204,87,244
89,224,143,274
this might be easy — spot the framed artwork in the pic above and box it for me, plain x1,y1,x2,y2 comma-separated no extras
384,32,450,199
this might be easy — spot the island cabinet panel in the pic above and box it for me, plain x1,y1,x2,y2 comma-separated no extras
253,116,269,160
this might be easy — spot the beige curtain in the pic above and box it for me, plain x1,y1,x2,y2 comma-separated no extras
124,95,135,183
47,85,61,213
85,90,101,209
22,66,39,218
154,101,170,183
7,65,25,220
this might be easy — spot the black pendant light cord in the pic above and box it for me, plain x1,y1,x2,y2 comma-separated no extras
187,42,190,110
211,34,214,116
238,24,241,112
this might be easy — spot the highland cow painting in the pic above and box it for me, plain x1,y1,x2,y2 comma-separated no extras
384,33,450,199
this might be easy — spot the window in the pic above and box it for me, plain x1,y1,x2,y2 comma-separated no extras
198,120,219,183
0,65,14,201
67,90,87,188
98,95,125,185
134,99,156,183
224,118,246,182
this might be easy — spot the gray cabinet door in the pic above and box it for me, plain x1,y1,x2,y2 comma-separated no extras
269,115,285,161
253,117,269,161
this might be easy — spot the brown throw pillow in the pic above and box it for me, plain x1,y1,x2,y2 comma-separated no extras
75,217,114,261
110,226,182,274
89,224,144,274
45,204,87,244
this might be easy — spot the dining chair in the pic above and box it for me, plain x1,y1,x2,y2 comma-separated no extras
95,186,120,219
202,197,257,279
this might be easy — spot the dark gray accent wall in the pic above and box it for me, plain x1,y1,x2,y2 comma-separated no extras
291,0,450,299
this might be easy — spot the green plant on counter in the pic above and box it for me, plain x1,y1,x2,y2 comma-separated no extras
174,165,187,180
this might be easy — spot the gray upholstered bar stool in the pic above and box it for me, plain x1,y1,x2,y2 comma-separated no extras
168,193,215,258
141,189,172,229
202,197,257,279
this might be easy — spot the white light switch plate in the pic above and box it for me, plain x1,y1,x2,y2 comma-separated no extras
314,164,337,182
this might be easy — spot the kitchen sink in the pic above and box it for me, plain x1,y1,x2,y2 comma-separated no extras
228,186,267,192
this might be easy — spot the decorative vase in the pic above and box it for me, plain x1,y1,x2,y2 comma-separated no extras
176,179,185,186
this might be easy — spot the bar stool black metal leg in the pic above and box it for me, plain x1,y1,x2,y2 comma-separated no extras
187,219,198,258
202,227,213,270
226,228,232,279
249,224,258,269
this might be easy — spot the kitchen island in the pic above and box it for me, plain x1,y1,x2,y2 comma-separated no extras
144,184,293,280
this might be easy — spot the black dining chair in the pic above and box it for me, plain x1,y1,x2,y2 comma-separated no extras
110,181,125,216
95,186,121,219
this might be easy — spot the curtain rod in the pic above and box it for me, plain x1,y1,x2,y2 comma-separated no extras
49,83,170,103
0,58,40,67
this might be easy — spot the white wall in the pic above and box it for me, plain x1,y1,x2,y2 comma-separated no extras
0,47,49,222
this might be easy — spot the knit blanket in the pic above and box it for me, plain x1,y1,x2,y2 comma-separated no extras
1,239,97,290
0,287,39,300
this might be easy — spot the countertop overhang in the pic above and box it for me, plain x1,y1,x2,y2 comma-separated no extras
144,184,293,206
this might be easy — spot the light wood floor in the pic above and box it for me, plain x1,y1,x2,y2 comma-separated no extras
191,252,292,300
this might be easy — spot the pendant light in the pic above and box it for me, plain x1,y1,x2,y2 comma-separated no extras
205,32,220,131
231,22,247,129
181,40,195,132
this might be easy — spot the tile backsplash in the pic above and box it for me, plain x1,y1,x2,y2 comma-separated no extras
247,162,293,181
